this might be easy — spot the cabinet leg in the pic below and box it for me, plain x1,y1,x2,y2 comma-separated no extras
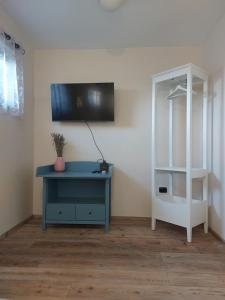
204,222,208,234
104,223,109,233
152,218,156,230
187,227,192,243
42,221,47,231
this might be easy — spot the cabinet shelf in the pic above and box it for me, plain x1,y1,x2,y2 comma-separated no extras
154,196,206,228
155,167,208,179
48,196,105,204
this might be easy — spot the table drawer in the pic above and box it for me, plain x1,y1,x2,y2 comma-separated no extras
46,204,75,221
76,204,105,221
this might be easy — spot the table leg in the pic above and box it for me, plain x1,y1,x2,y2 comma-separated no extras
105,179,110,233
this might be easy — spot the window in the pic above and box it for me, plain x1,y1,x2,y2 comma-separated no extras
0,31,24,116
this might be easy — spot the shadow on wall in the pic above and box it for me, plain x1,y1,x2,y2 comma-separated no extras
111,167,150,217
115,89,141,128
64,142,75,160
105,49,127,56
208,68,225,238
209,204,223,238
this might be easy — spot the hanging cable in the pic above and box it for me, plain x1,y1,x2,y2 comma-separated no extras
84,121,105,162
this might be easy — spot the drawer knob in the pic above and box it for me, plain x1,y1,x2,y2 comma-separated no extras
58,211,62,215
89,211,92,215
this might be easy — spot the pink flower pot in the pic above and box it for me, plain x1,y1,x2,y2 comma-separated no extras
54,157,65,172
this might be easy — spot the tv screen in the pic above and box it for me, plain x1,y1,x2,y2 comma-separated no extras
51,82,114,121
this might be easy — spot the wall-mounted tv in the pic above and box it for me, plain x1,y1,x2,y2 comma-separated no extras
51,82,114,121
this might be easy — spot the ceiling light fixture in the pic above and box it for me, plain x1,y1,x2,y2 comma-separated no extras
99,0,125,11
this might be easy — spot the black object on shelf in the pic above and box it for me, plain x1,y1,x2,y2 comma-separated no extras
159,187,167,193
100,160,109,173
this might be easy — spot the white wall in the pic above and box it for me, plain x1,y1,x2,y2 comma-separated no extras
0,7,34,235
204,14,225,240
33,47,203,217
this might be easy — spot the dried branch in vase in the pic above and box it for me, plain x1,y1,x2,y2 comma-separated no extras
51,133,66,157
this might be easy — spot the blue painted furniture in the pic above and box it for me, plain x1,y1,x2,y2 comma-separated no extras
36,161,113,232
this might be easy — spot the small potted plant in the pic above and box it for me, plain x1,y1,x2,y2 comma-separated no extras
51,133,66,172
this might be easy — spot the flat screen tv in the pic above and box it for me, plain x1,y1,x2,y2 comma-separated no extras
51,82,114,121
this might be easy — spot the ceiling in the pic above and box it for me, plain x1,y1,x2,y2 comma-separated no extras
1,0,225,49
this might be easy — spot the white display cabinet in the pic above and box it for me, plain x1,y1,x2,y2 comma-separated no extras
151,64,208,242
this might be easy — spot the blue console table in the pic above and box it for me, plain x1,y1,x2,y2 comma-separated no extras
36,161,113,232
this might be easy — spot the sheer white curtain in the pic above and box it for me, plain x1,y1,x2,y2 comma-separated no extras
0,30,24,116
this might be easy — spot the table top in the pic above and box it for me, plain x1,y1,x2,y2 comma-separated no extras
37,171,111,179
36,161,113,179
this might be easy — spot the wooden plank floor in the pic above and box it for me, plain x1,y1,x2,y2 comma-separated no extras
0,217,225,300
